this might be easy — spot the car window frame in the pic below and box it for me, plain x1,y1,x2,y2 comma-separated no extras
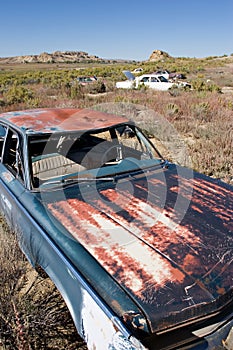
1,125,26,186
0,124,7,161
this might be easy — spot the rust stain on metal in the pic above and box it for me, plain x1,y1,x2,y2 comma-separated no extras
47,172,233,303
45,158,232,331
0,108,129,133
47,196,186,300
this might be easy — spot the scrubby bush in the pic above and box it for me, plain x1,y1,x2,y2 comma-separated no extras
4,85,35,105
70,83,84,99
166,103,180,116
0,98,5,107
191,79,222,93
84,80,106,94
191,101,211,121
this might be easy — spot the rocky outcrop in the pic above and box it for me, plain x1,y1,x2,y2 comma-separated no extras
0,51,103,64
148,50,171,61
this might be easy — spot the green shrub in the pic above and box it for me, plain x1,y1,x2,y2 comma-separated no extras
191,102,211,121
137,83,148,91
168,86,181,97
166,103,180,116
191,79,221,93
84,81,106,94
4,85,35,105
70,83,84,99
0,98,5,107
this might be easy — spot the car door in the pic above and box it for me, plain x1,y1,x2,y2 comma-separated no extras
138,76,151,88
0,125,31,243
155,75,174,90
148,76,161,89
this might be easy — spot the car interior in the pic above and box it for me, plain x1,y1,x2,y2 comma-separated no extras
29,124,160,187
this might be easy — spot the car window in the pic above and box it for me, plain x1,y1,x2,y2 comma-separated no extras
140,77,150,83
2,128,25,182
158,76,168,82
151,77,159,82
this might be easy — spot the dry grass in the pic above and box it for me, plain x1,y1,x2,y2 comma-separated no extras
83,88,233,184
0,216,87,350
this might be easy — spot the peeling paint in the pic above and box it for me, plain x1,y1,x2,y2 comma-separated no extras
1,193,12,212
223,326,233,350
1,171,14,183
81,290,147,350
0,108,129,133
46,167,233,333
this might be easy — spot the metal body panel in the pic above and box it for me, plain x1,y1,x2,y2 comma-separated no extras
0,108,129,134
44,164,233,334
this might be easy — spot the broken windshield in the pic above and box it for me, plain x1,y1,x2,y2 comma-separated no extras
29,123,163,189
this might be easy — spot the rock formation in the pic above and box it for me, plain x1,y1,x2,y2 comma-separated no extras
0,51,103,64
148,50,171,61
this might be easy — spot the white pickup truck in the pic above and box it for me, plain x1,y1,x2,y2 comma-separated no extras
116,70,191,91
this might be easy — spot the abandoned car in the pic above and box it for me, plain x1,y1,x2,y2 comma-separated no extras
0,108,232,350
154,70,186,81
76,75,98,85
116,70,191,90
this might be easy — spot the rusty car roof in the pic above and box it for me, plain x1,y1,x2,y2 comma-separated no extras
0,108,130,134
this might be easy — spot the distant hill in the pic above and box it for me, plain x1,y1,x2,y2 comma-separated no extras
0,49,173,64
0,51,111,64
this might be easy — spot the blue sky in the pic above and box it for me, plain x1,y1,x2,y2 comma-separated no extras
1,0,233,60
